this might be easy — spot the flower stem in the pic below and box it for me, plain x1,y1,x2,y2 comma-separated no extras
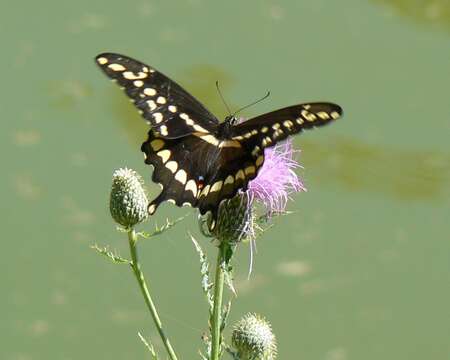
211,242,227,360
127,228,178,360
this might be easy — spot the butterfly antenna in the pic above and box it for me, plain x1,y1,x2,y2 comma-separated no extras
215,81,232,116
233,91,271,117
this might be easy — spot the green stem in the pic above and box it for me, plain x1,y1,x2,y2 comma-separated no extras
127,228,178,360
211,243,227,360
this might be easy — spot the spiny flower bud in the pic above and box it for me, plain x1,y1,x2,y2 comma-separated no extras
232,313,277,360
199,193,252,244
110,168,148,228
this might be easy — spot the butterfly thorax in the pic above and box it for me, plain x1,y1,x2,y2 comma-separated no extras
216,115,238,139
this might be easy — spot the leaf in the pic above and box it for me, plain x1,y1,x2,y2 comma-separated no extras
91,244,130,264
223,265,236,297
190,234,213,310
138,332,158,359
138,215,188,240
220,300,232,332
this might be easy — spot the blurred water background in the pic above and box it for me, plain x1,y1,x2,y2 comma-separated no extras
1,1,449,359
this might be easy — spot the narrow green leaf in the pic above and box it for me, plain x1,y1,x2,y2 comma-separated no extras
138,215,188,240
90,244,130,264
190,234,213,310
138,332,158,359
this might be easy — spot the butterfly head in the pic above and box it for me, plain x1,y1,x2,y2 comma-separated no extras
224,115,239,126
218,115,239,138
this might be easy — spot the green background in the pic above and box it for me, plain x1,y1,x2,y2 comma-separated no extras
2,1,449,359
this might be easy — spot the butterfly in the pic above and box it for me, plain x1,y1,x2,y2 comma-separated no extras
96,53,343,228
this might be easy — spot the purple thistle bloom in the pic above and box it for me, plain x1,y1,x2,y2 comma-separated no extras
200,123,305,244
248,139,306,215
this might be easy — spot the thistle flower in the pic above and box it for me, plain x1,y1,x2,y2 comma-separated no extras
110,168,148,228
248,140,305,215
232,313,277,360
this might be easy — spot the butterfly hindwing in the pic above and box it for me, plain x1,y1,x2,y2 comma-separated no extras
231,102,343,154
95,53,219,138
141,131,260,219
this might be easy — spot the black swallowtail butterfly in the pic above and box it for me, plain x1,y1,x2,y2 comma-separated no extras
96,53,343,227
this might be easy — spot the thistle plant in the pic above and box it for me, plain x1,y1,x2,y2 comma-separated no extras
93,140,304,360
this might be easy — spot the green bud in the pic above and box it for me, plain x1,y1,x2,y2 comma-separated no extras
199,193,252,244
232,313,277,360
110,168,148,228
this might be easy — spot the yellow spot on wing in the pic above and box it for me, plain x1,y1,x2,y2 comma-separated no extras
262,137,272,147
108,63,126,72
165,161,178,173
211,180,223,192
160,125,168,136
273,129,284,138
199,184,210,197
245,166,256,175
153,112,163,123
219,140,241,148
185,180,197,196
225,175,234,185
236,169,245,181
97,57,108,65
195,134,219,145
193,124,208,133
150,139,165,151
146,100,157,111
134,80,144,87
251,146,261,156
144,88,156,96
256,155,264,167
283,120,294,128
156,96,166,104
157,149,171,163
302,110,316,121
123,71,147,80
317,111,330,120
175,169,187,184
331,111,340,119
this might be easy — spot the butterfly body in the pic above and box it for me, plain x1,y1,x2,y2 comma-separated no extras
96,53,343,224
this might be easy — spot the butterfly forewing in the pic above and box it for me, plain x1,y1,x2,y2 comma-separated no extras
231,102,343,154
95,53,219,138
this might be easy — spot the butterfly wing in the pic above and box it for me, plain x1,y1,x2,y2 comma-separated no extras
224,102,343,192
140,102,343,225
141,130,257,224
95,53,219,138
232,102,342,149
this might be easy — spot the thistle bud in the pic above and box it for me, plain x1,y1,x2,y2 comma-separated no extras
199,193,252,244
109,168,148,228
232,313,277,360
